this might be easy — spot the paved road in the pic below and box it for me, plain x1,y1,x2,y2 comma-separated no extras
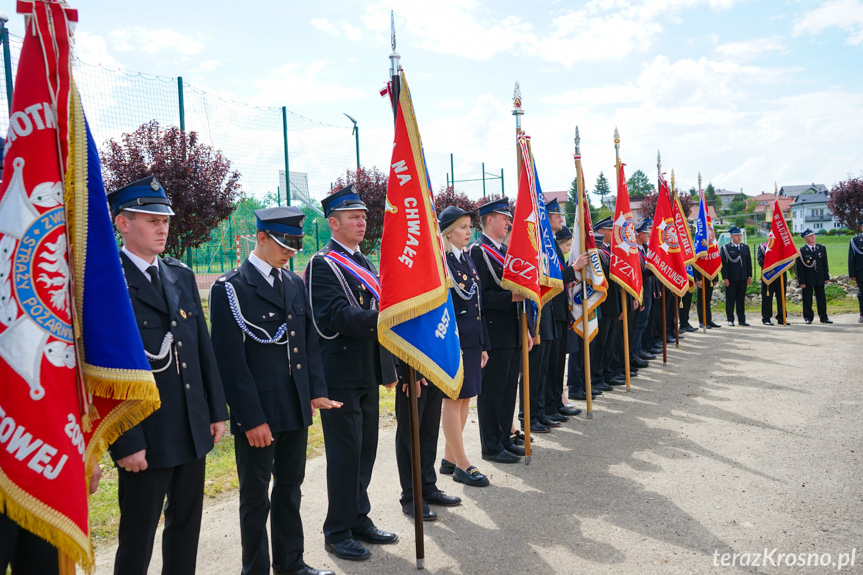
94,313,863,574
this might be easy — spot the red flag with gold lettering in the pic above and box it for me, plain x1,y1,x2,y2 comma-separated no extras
646,174,689,296
761,199,798,285
609,160,643,303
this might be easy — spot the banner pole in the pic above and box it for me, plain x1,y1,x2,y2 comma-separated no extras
621,290,631,392
675,294,680,348
702,277,708,333
781,269,788,325
661,287,667,363
574,127,593,417
513,81,530,464
389,17,424,569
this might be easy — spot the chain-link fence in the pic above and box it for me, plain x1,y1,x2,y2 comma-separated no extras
0,32,505,285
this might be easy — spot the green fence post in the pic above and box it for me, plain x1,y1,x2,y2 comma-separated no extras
315,220,320,252
0,16,13,113
450,153,455,191
177,77,185,131
282,106,293,271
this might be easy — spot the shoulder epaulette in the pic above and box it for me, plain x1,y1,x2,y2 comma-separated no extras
162,256,191,270
216,268,241,283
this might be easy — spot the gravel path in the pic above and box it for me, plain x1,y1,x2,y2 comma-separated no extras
94,313,863,574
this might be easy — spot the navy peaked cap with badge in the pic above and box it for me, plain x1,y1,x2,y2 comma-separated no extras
478,197,512,217
801,228,815,238
729,226,743,234
108,175,175,216
545,198,563,214
256,206,305,251
594,216,613,230
321,184,367,217
636,218,652,233
555,225,573,241
438,205,474,231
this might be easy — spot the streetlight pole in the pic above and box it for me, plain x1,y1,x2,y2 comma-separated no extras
344,113,359,169
0,11,13,113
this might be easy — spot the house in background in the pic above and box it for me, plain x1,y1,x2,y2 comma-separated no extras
715,189,739,209
748,193,794,228
788,185,842,233
779,183,828,200
598,194,649,216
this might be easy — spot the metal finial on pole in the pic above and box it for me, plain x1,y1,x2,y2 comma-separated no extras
671,169,676,197
512,81,524,132
391,10,396,52
574,125,580,153
698,171,702,192
614,127,620,158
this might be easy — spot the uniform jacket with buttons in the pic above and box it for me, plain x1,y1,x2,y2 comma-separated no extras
446,251,491,351
306,239,397,389
848,236,863,279
469,235,521,349
110,253,227,469
209,259,328,435
796,243,830,286
720,242,752,282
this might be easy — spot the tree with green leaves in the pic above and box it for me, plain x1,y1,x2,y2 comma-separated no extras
704,183,720,210
626,169,655,197
593,171,611,199
728,192,748,215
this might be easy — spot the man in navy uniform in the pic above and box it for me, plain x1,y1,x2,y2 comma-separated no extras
592,217,622,390
470,198,527,461
306,185,398,562
543,200,588,421
108,176,228,575
850,220,863,323
720,227,752,326
210,206,340,575
631,219,655,360
796,228,832,324
756,239,786,325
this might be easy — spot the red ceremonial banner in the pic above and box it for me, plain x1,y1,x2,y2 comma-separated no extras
761,199,798,285
672,192,696,265
646,175,689,296
1,3,158,571
610,160,643,303
501,134,542,308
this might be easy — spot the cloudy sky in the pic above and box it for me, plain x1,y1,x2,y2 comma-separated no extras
6,0,863,200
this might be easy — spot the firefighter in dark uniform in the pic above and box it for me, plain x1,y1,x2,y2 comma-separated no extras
544,201,588,420
107,176,228,575
720,227,752,326
631,219,655,360
209,207,339,575
850,220,863,323
470,198,526,463
796,228,832,324
694,268,721,328
756,240,787,325
592,217,621,390
305,185,398,562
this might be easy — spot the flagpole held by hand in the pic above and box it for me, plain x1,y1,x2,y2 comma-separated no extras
574,126,593,417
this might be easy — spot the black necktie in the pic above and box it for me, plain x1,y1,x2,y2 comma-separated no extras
270,268,284,300
351,251,367,269
147,265,163,298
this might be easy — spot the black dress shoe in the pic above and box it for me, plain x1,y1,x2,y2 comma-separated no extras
503,442,526,456
648,345,664,354
453,465,490,487
740,322,751,326
527,421,551,433
559,405,582,416
762,319,773,325
666,335,677,343
707,321,721,328
424,490,462,507
638,350,657,360
699,323,710,329
546,412,569,423
805,319,813,324
482,449,522,463
821,319,833,324
401,501,437,521
325,538,371,561
278,564,336,575
568,391,598,401
354,526,398,545
538,416,562,427
593,382,614,392
439,458,455,475
630,356,649,368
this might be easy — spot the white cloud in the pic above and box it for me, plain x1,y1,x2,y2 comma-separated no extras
793,0,863,46
74,32,121,67
716,36,790,61
252,61,366,106
311,18,364,41
107,27,206,56
199,60,222,71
